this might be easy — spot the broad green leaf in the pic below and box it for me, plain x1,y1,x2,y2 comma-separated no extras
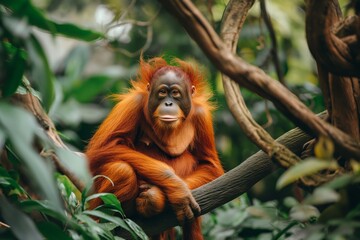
289,204,320,222
76,214,115,240
54,148,92,187
276,158,338,189
63,45,91,85
37,222,72,240
2,15,31,39
67,75,114,103
1,0,103,41
0,102,63,213
0,128,5,150
99,193,123,212
323,173,355,190
0,196,43,240
54,23,104,41
26,34,55,112
81,175,111,209
83,210,148,240
2,48,26,97
20,200,66,220
55,99,108,126
283,197,299,208
0,176,26,195
304,187,340,205
85,192,118,205
124,218,149,240
20,200,94,238
82,210,130,233
56,174,82,200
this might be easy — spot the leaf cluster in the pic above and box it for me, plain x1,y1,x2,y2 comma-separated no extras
0,1,147,239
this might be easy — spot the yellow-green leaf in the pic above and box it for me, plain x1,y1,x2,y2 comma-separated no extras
276,158,338,190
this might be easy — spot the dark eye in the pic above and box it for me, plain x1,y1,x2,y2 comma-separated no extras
158,89,167,97
172,89,181,98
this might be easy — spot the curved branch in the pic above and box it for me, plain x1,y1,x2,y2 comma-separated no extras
220,0,301,170
116,124,314,238
306,0,360,77
158,0,360,159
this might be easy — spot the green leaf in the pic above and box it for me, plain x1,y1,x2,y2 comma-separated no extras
63,45,91,85
68,75,114,103
0,127,6,149
82,210,130,232
53,23,103,41
76,214,115,240
83,210,148,240
0,102,63,213
85,192,117,205
20,200,67,221
289,204,320,222
56,173,82,200
99,194,123,212
2,48,26,97
276,158,338,189
81,175,112,209
323,173,355,190
124,218,150,240
0,176,26,195
1,0,103,41
304,187,340,205
0,196,43,240
26,35,55,112
37,222,72,240
54,148,92,187
20,200,94,238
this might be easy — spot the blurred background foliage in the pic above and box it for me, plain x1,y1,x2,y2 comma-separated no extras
1,0,359,239
32,0,326,166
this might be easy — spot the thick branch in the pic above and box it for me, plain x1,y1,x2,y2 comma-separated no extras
306,0,360,77
116,124,313,238
158,0,360,159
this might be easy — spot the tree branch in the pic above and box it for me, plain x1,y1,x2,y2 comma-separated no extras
306,0,360,77
158,0,360,160
219,0,338,186
116,124,314,238
220,0,302,171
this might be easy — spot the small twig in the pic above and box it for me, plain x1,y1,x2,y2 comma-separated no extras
104,24,154,57
259,0,285,85
262,100,273,128
103,5,160,57
0,221,10,228
118,0,137,22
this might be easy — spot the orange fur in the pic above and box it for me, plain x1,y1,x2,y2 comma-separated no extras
86,57,224,239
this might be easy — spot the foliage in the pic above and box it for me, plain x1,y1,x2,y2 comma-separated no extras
204,132,360,239
202,169,360,240
0,0,147,239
